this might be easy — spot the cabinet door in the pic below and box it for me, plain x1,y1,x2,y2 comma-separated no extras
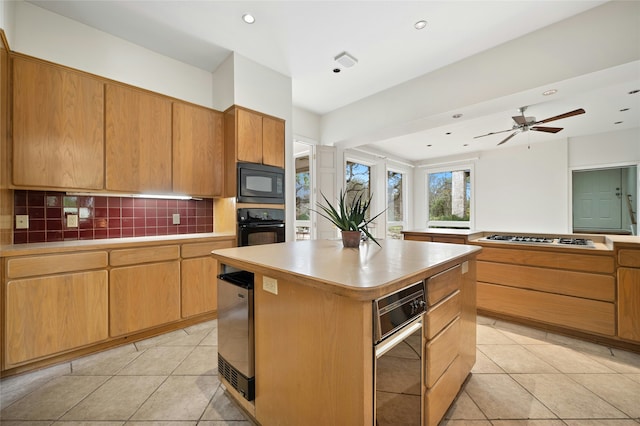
105,84,172,193
181,257,218,318
262,115,285,168
5,271,108,366
110,261,180,336
618,267,640,342
12,56,104,190
173,102,224,197
236,108,263,164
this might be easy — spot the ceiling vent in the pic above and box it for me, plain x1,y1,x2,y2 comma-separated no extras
334,51,358,68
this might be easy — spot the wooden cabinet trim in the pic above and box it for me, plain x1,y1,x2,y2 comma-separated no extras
6,251,108,278
110,245,180,266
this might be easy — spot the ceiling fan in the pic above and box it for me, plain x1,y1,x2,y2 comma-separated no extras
474,106,586,146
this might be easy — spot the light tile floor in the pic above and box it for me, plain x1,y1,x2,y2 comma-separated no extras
0,316,639,425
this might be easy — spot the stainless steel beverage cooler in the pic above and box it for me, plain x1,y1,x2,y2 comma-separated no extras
217,267,255,401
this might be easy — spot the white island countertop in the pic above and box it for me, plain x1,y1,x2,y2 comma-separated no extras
211,238,481,301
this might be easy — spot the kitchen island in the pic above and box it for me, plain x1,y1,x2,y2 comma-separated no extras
211,239,481,426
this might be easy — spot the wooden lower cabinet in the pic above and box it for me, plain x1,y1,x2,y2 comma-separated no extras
617,267,640,342
181,257,218,318
109,261,181,337
5,271,108,366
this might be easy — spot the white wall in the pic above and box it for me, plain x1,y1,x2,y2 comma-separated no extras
0,0,16,45
292,107,321,144
474,140,569,233
569,127,640,169
12,1,214,108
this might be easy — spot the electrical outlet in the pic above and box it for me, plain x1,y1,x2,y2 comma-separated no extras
67,214,78,228
16,215,29,229
263,276,278,295
172,213,180,225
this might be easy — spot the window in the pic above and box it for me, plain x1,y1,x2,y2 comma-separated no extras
295,155,311,240
427,167,472,228
387,170,404,238
345,160,371,215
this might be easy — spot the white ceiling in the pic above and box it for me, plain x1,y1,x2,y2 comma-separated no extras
27,0,640,162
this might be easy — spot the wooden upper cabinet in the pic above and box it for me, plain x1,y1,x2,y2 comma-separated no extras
105,83,172,193
12,56,105,190
230,106,285,167
262,115,285,168
237,108,263,164
173,102,224,197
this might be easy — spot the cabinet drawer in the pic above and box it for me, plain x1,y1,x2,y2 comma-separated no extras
110,245,179,266
424,355,464,426
425,291,460,340
477,261,615,301
402,234,432,242
432,236,466,244
619,249,640,268
477,282,615,336
426,265,461,306
181,240,234,258
425,317,460,387
6,251,108,278
477,247,614,274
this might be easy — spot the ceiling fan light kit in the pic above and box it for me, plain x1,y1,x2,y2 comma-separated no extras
474,106,586,146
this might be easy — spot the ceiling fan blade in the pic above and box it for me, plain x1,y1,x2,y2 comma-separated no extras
473,128,514,139
497,131,520,146
534,108,585,124
531,126,563,134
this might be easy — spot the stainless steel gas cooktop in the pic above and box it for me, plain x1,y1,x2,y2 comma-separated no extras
481,234,596,248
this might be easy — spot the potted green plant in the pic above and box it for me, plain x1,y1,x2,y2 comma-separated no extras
314,189,385,248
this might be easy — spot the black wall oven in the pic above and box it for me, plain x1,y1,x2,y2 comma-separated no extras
237,162,285,204
237,208,285,247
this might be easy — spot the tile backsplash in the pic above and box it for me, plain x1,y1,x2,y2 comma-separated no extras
13,190,214,244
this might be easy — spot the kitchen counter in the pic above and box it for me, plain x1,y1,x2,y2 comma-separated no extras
211,238,481,301
211,239,481,425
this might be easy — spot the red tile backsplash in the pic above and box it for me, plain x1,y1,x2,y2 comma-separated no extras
13,190,214,244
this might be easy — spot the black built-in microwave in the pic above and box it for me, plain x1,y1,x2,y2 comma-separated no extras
237,162,285,204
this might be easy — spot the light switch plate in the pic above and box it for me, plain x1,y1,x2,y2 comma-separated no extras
16,215,29,229
67,214,78,228
172,213,180,225
263,276,278,295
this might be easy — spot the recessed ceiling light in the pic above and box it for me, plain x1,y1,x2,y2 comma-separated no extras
542,89,557,96
620,108,630,112
242,13,255,24
446,132,452,135
427,144,432,147
333,68,341,74
414,20,427,30
452,113,463,119
628,89,640,95
614,121,624,125
463,144,469,147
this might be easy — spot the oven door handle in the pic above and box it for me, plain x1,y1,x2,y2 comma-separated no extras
239,222,285,229
374,318,422,359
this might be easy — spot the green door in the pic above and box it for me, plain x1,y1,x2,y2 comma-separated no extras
573,168,622,230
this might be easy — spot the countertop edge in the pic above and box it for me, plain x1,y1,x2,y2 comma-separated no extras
0,232,236,257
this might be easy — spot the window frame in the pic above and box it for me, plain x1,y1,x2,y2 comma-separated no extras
386,167,407,239
425,163,475,229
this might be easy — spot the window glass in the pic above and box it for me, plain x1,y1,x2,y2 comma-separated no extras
387,171,404,238
428,168,471,227
345,161,371,209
